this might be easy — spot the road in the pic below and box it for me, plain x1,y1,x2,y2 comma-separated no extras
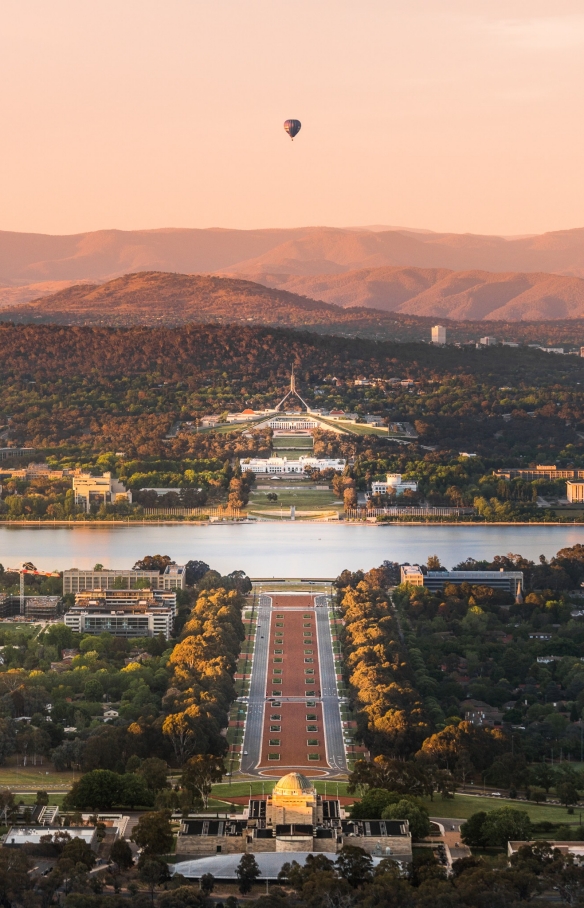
315,594,347,773
240,593,272,773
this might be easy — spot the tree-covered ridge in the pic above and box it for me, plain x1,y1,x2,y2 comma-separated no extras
2,322,584,521
1,323,584,457
11,266,584,348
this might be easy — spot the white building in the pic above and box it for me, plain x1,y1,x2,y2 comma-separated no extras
64,589,176,639
72,472,132,510
567,481,584,503
431,325,446,345
479,336,497,346
63,565,186,594
242,456,345,474
400,565,425,586
264,415,321,430
5,826,98,849
371,473,418,496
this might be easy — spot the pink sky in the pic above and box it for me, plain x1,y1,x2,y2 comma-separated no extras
1,0,584,236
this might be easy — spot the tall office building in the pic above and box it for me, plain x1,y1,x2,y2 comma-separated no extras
431,325,446,344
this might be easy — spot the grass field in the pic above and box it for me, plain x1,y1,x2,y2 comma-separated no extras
421,793,581,823
271,436,314,461
0,767,77,789
314,417,390,437
198,421,263,435
15,792,68,807
248,489,341,514
272,436,313,447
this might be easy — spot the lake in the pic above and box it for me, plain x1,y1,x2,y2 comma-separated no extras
0,523,583,576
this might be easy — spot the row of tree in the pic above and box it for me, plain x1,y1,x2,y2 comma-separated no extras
337,567,429,757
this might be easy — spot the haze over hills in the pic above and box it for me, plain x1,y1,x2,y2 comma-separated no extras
3,223,584,288
260,267,584,321
5,225,584,322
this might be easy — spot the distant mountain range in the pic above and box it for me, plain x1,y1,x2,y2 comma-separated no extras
4,224,584,321
260,267,584,321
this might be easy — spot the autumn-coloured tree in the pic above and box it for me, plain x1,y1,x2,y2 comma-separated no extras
182,754,225,807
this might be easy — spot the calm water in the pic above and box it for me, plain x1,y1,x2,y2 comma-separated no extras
0,523,583,576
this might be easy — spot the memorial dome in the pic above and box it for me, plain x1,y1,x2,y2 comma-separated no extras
272,772,313,797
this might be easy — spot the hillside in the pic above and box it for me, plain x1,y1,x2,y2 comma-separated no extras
260,266,584,321
3,224,584,295
7,271,584,348
0,271,343,327
1,323,583,467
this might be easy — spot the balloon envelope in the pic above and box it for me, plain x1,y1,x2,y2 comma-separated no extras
284,119,301,139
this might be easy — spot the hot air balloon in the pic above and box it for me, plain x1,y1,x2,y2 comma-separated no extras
284,119,301,140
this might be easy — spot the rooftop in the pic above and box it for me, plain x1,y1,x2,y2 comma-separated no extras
172,852,385,881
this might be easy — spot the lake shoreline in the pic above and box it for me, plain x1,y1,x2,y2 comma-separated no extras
0,519,584,528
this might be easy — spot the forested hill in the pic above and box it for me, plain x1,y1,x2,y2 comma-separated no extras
2,321,584,385
0,270,431,342
7,270,584,347
1,322,584,458
0,271,340,325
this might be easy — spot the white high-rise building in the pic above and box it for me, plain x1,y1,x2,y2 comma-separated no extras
431,325,446,345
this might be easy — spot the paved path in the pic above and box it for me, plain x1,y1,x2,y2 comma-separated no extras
315,595,347,773
240,594,272,773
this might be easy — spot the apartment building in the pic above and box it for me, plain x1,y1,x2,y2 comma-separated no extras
64,589,176,639
23,596,61,620
63,564,186,594
494,465,584,481
400,565,523,597
431,325,446,344
0,447,35,461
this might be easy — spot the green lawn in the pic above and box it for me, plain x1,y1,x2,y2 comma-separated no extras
249,489,341,513
420,793,580,823
213,781,276,798
272,435,314,454
272,435,313,447
0,767,76,789
15,792,67,807
312,417,391,437
198,420,264,435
